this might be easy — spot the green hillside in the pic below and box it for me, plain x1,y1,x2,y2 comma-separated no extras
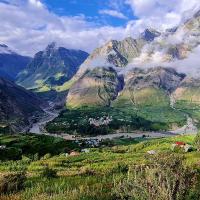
0,134,200,199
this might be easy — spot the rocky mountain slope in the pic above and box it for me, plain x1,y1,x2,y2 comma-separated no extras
113,67,186,107
0,77,44,132
0,44,31,80
67,67,123,108
131,9,200,66
73,29,160,81
66,9,200,109
17,42,89,91
67,66,188,108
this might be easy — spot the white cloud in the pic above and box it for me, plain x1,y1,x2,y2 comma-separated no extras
99,9,127,19
165,46,200,77
126,0,200,31
0,1,128,56
29,0,43,8
0,0,200,57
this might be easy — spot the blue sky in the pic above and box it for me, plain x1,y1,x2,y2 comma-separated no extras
0,0,199,56
43,0,135,27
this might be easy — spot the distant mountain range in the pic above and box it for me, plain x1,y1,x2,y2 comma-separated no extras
17,42,89,91
1,9,200,132
0,44,31,80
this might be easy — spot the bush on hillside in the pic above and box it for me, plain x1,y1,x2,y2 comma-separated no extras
0,147,22,161
0,172,26,194
40,153,51,160
40,165,57,178
113,153,200,200
194,133,200,151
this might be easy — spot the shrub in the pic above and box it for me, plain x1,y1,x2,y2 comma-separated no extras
0,147,22,161
0,172,26,194
112,163,129,173
40,165,57,178
113,153,200,200
111,146,128,154
80,167,96,176
41,153,51,160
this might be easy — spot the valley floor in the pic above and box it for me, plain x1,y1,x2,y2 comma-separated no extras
29,105,198,142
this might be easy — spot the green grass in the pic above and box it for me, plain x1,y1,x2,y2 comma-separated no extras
113,87,169,107
174,100,200,128
0,134,199,199
55,79,76,92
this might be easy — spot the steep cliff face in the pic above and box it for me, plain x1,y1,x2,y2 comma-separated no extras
0,78,44,132
72,37,148,82
173,77,200,106
83,38,145,67
113,67,186,107
17,42,89,90
66,66,188,108
67,67,123,108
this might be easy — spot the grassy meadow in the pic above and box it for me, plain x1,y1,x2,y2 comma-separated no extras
0,133,200,199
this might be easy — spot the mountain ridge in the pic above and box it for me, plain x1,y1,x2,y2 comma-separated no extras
17,42,89,91
0,77,44,132
0,44,31,80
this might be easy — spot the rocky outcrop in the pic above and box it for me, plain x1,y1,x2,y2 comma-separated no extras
67,67,123,108
124,67,185,92
140,28,161,42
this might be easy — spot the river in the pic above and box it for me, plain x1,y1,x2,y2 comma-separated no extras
29,105,59,134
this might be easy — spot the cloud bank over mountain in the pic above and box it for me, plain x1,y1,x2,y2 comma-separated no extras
0,0,199,56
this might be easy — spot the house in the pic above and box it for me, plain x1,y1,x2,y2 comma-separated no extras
175,142,186,147
171,142,193,152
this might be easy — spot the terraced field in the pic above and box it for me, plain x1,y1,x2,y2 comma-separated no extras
0,134,200,200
